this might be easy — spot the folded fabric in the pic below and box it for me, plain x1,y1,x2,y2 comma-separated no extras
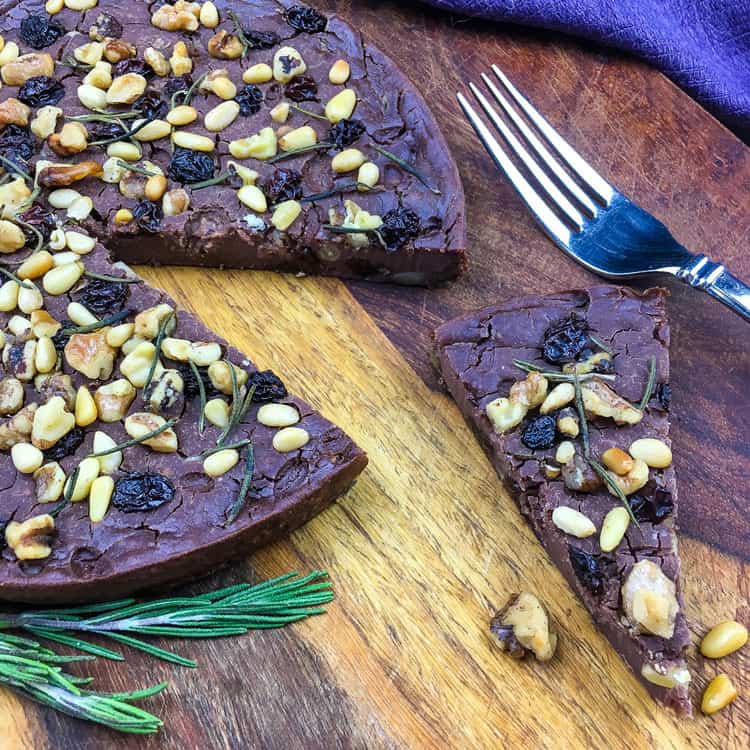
423,0,750,140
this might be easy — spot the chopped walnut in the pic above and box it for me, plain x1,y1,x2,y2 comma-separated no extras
48,122,89,157
581,379,642,425
0,403,37,449
31,396,75,451
103,38,137,64
490,592,558,661
0,377,24,415
0,98,31,127
509,371,549,409
64,330,116,380
3,340,37,381
37,374,76,412
0,53,55,86
124,412,178,453
33,461,66,503
151,2,200,31
561,451,603,493
94,378,136,422
621,560,678,639
208,30,243,59
5,514,55,561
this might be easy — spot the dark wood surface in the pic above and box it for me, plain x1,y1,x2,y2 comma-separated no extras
6,2,750,748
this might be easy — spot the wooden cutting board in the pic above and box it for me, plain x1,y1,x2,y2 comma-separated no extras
3,1,749,748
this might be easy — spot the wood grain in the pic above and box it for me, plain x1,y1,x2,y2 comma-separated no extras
4,1,750,747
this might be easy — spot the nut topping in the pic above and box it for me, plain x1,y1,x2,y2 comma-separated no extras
33,461,66,503
0,404,37,449
94,379,136,422
5,514,55,561
621,559,678,639
581,379,643,425
64,330,117,380
489,592,557,661
124,413,178,453
1,53,55,86
0,377,25,415
30,396,75,450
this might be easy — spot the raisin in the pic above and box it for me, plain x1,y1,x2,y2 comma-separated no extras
521,415,556,450
111,58,153,80
168,148,215,184
248,370,287,402
568,546,616,596
20,14,65,49
285,5,328,33
134,91,167,120
18,76,65,108
162,74,193,99
51,320,73,351
43,427,86,461
76,278,130,315
176,362,220,400
629,481,674,524
541,314,589,364
19,204,56,244
132,200,163,233
112,472,175,513
241,28,280,50
327,118,365,150
89,120,128,142
90,12,123,41
284,75,317,102
654,383,671,412
379,207,421,251
235,84,264,117
262,169,302,204
0,125,35,170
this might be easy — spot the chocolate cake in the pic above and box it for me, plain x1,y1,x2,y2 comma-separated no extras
0,0,465,284
434,286,692,716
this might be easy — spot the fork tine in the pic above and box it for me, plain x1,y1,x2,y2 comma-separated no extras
491,65,615,205
479,73,599,217
456,91,573,250
468,82,584,231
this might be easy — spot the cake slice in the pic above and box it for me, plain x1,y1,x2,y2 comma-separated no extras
0,231,366,604
434,286,692,716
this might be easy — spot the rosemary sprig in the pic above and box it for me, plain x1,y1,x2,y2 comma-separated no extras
321,223,387,250
573,372,590,458
201,439,251,459
267,143,331,163
13,216,45,253
88,418,178,457
228,10,252,58
588,458,639,525
638,355,657,411
89,116,153,147
84,270,142,284
189,360,207,435
0,154,33,182
67,111,141,123
58,56,93,72
369,144,441,195
512,359,616,382
115,160,156,177
301,182,378,203
225,445,255,525
171,71,208,109
588,334,612,354
0,265,35,289
142,311,174,400
216,368,256,446
49,465,80,519
189,169,236,190
287,102,329,121
61,310,131,335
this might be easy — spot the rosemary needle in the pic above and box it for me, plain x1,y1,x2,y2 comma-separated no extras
142,310,174,401
638,355,657,411
370,143,441,195
88,418,178,457
573,372,590,458
189,360,207,435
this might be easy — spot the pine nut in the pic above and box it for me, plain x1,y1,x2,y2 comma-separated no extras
83,61,112,90
540,382,575,415
600,506,630,552
273,46,307,83
641,663,691,689
34,462,65,503
204,100,240,132
271,200,302,231
72,385,97,427
329,59,351,85
273,427,310,453
46,0,64,12
11,443,43,474
67,196,93,221
270,102,290,123
64,0,98,9
43,262,84,295
257,403,299,428
48,189,82,209
188,342,222,366
200,1,220,28
237,185,267,213
77,83,108,111
167,105,198,126
0,220,25,254
331,148,365,174
701,621,748,659
114,208,134,225
120,342,160,387
30,310,60,338
229,127,277,159
65,457,100,501
34,337,57,374
243,63,273,84
145,174,168,202
601,447,635,476
67,302,97,326
629,438,672,468
278,126,317,151
551,506,596,538
49,228,67,250
357,161,379,190
0,280,19,312
211,76,237,100
204,398,230,428
65,231,96,254
170,42,193,75
163,189,190,216
486,397,526,434
325,89,356,123
8,315,31,337
203,448,240,477
93,430,122,474
132,119,172,142
172,130,215,152
701,674,738,715
0,42,19,67
555,440,575,465
18,284,44,314
106,73,148,104
107,141,142,161
89,475,115,522
106,323,135,349
18,251,53,279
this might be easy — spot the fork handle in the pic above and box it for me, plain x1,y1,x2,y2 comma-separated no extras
676,254,750,323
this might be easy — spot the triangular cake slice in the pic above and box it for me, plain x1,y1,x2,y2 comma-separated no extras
434,286,691,716
0,235,366,604
1,0,465,285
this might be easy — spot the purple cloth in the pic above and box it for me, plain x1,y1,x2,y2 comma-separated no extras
424,0,750,140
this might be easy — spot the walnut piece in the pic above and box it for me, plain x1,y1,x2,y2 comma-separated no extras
0,403,37,449
581,379,643,425
621,560,678,639
490,592,558,661
65,330,117,380
5,514,55,561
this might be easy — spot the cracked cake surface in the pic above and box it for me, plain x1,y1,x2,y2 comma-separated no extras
434,286,692,716
0,0,465,285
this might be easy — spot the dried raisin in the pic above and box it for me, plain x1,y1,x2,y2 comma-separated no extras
76,278,130,315
43,427,86,461
379,207,421,251
19,204,56,244
18,76,65,108
542,314,589,364
241,28,280,50
328,119,365,150
113,59,154,80
112,472,175,513
521,415,556,450
19,14,65,49
134,91,167,120
568,546,616,596
90,12,123,41
168,148,215,184
235,84,264,117
132,200,163,233
248,370,287,402
284,75,317,102
0,125,35,169
262,169,302,204
285,5,328,33
629,481,674,524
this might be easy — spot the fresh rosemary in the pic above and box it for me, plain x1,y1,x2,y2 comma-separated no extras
573,372,590,458
588,334,612,354
89,117,152,147
142,311,174,401
189,169,236,190
189,360,207,435
267,143,331,163
84,270,142,284
216,370,256,447
88,418,178,457
0,265,35,289
48,465,80,519
321,223,387,250
287,102,329,121
67,111,141,123
369,144,441,195
115,160,156,177
0,154,33,182
61,310,131,335
225,445,255,525
512,359,615,383
171,71,208,109
588,458,639,525
301,182,377,203
638,355,657,410
59,56,93,72
228,10,252,57
201,439,252,459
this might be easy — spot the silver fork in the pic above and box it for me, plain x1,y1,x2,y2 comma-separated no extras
457,66,750,322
